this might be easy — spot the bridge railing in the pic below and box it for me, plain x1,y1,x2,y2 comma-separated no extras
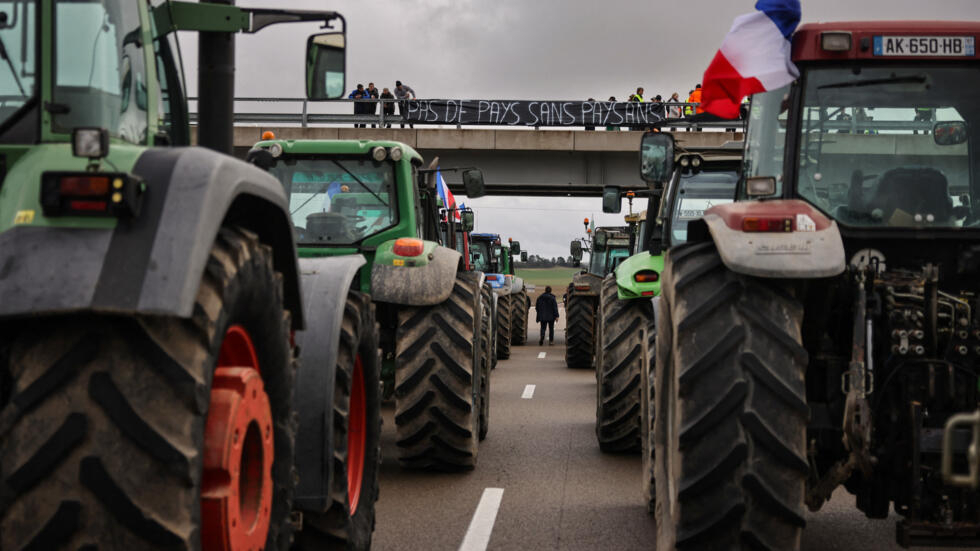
188,97,747,131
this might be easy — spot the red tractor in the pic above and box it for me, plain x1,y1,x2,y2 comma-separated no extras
647,22,980,549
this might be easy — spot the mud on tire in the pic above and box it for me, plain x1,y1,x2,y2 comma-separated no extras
565,294,596,369
0,227,297,551
394,272,483,471
511,288,528,346
654,241,809,551
479,283,493,441
595,274,650,453
294,290,381,550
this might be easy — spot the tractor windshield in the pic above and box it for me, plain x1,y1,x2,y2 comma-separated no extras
794,65,975,229
271,157,398,245
52,0,148,143
471,241,495,272
0,1,36,128
669,170,738,243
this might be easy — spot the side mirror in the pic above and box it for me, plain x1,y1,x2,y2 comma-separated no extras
594,231,608,251
935,121,967,146
493,245,502,258
306,32,346,100
246,147,276,171
462,169,486,198
510,241,520,254
461,210,475,232
640,131,675,183
521,251,528,262
570,240,583,261
602,185,622,213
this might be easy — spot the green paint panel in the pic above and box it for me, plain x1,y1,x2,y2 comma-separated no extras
0,143,146,235
374,238,438,268
154,2,250,33
614,251,664,300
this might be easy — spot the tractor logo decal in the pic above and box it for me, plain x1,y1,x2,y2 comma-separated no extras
13,210,35,225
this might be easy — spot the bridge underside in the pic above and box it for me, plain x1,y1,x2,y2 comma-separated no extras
226,127,742,197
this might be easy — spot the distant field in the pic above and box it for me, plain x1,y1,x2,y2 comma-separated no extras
517,267,581,301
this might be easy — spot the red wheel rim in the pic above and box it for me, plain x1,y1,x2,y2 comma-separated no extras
347,354,367,515
201,325,275,551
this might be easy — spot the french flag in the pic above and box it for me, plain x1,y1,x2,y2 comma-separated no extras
436,168,460,220
701,0,801,119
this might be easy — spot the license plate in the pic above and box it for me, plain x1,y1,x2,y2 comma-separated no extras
873,36,975,57
677,198,733,220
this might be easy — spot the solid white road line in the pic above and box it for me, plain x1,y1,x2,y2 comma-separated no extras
522,384,536,399
458,488,505,551
537,352,546,359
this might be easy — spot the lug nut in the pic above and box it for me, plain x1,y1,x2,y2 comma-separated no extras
913,345,925,355
958,330,970,340
958,345,969,355
913,330,925,340
899,345,909,355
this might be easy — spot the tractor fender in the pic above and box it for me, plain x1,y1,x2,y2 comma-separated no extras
613,252,664,299
371,244,461,306
699,199,846,279
510,276,525,294
292,254,366,512
570,271,603,297
0,147,303,327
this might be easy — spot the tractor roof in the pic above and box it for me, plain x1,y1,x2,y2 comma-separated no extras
793,21,980,61
470,233,501,241
253,139,424,165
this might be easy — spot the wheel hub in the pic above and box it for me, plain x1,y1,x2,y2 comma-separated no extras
202,326,275,551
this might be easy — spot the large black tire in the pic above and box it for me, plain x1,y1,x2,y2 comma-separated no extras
394,272,483,471
0,227,297,551
565,294,596,369
641,296,661,514
294,290,381,551
478,283,493,441
511,288,528,346
654,241,809,551
495,293,512,360
595,274,650,453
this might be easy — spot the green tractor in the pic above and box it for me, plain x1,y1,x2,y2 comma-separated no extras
593,149,740,469
248,138,495,475
470,233,528,360
0,2,375,550
565,226,631,368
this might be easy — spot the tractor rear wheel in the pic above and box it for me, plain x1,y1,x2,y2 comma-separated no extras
294,290,381,550
394,272,483,471
511,288,528,345
0,227,296,551
479,283,493,441
565,294,596,369
654,242,809,551
595,275,649,453
495,294,512,360
641,297,663,514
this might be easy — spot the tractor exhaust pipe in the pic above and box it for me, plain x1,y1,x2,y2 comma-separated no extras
198,0,235,154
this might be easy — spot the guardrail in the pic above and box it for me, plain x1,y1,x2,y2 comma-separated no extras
188,97,747,131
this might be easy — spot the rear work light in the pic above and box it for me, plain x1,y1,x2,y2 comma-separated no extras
634,270,659,283
40,172,143,218
742,216,793,232
393,238,425,257
574,284,591,291
821,32,852,52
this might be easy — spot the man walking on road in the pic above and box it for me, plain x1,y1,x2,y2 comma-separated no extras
535,286,560,346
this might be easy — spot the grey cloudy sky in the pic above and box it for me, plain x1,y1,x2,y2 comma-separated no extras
181,0,978,259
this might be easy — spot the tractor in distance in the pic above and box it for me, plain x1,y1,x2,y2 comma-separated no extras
0,2,371,550
470,232,527,360
646,21,980,550
248,138,496,486
593,146,740,460
565,224,631,369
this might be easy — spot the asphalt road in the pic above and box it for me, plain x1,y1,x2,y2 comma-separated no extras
371,308,947,551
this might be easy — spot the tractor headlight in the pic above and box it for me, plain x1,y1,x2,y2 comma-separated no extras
389,147,403,162
371,146,387,162
268,143,283,158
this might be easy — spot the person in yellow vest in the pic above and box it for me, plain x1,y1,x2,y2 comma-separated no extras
629,87,644,102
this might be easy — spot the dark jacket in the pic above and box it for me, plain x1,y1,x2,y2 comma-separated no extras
380,91,395,115
535,292,560,323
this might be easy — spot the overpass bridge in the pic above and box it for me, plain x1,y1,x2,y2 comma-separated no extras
213,127,743,196
192,98,744,196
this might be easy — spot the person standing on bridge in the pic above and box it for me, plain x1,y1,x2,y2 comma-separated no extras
535,286,560,346
380,87,395,128
394,80,417,128
629,87,644,103
349,84,368,128
366,82,380,127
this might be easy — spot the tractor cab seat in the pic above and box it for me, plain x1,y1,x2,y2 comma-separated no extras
867,167,952,224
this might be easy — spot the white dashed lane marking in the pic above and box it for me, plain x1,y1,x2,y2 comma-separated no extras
521,384,536,399
537,352,546,359
458,488,505,551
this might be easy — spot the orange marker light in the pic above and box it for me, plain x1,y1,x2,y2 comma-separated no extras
393,238,425,257
262,131,276,140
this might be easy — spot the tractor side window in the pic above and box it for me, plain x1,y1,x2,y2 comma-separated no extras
53,0,148,144
0,1,38,130
742,85,789,197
